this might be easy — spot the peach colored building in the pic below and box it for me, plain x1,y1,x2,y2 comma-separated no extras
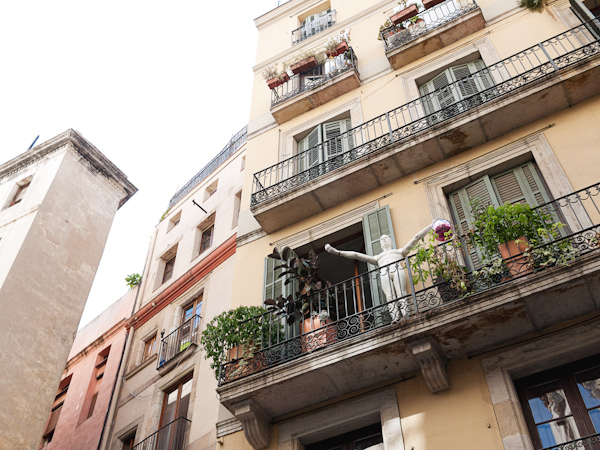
40,290,137,450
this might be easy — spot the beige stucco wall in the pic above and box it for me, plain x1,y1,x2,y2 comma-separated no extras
0,137,134,450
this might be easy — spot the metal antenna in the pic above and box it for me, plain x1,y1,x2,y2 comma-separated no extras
27,135,40,150
192,200,207,214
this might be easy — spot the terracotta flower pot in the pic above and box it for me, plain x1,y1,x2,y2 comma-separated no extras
291,56,318,75
301,316,337,353
223,343,261,381
266,72,289,90
326,42,349,58
498,236,533,279
390,4,419,25
423,0,445,9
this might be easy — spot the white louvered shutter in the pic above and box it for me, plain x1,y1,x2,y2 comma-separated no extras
323,118,354,160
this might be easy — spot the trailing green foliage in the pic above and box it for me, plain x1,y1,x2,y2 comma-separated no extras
518,0,544,12
201,306,281,379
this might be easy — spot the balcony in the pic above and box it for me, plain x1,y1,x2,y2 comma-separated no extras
381,0,484,69
542,433,600,450
251,20,600,233
292,10,336,45
270,48,360,124
157,315,200,375
133,417,190,450
219,184,600,421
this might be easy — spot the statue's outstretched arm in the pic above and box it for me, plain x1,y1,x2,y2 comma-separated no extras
325,244,378,265
402,225,433,256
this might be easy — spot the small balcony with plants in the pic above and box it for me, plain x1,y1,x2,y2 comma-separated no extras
266,30,361,125
379,0,484,69
157,314,200,375
215,184,600,422
252,19,600,233
132,417,190,450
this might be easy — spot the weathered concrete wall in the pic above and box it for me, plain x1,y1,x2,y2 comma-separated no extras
0,132,136,450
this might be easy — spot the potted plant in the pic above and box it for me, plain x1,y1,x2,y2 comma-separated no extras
522,223,579,269
200,305,282,380
411,229,470,301
391,0,420,25
290,50,321,74
325,29,351,58
262,64,290,90
406,4,425,30
264,247,338,352
470,200,555,278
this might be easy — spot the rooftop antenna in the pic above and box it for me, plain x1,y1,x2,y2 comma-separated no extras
27,135,40,150
192,200,208,214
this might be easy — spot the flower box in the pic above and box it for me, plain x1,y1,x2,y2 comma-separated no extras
423,0,445,9
326,41,349,58
390,4,419,25
291,56,318,75
266,72,289,90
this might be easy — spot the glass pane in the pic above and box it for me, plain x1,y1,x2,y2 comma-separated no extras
177,379,192,419
162,390,178,425
527,384,572,423
183,305,194,322
590,408,600,431
537,417,580,448
575,366,600,409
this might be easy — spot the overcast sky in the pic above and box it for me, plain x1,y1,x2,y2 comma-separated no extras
0,1,278,327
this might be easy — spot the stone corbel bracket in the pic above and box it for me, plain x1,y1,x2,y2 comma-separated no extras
407,336,450,393
232,399,271,449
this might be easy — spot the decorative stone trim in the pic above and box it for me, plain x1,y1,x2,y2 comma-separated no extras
216,417,243,438
407,336,450,393
232,399,271,450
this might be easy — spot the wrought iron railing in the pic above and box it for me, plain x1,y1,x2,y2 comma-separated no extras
271,47,358,107
158,315,201,369
220,183,600,384
132,417,190,450
541,432,600,449
380,0,479,52
291,10,336,45
168,126,247,208
252,19,600,206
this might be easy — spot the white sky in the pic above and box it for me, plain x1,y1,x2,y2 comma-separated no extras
0,1,279,327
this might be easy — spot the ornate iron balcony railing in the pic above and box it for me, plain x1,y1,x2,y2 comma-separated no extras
380,0,479,52
291,10,336,45
541,432,600,449
252,19,600,207
220,183,600,384
132,417,190,450
270,47,358,107
158,315,201,369
168,126,247,208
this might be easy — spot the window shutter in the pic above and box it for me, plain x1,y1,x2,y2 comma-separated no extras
45,404,63,435
298,126,322,172
264,256,284,303
419,83,436,116
323,120,343,159
362,206,397,308
472,60,494,90
432,71,457,108
451,64,478,98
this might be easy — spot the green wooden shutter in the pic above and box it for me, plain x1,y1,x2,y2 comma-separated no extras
299,125,322,172
264,256,284,303
363,206,397,308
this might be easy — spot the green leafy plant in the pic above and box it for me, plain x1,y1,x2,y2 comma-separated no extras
159,208,170,222
410,231,470,294
518,0,544,12
125,273,141,289
201,305,281,379
523,224,579,268
472,257,508,286
378,19,402,40
470,200,554,256
264,247,334,326
261,62,290,81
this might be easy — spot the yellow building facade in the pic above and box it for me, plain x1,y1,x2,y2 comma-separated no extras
219,0,600,449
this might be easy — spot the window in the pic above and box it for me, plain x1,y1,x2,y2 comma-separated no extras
241,156,246,171
305,423,383,450
87,349,109,419
121,432,136,450
516,355,600,449
41,375,72,446
447,161,552,268
143,335,157,361
297,118,354,172
419,59,494,115
204,180,218,201
232,190,242,229
162,254,176,284
200,225,213,255
179,295,202,350
167,211,182,232
295,8,334,43
158,377,193,448
6,176,33,209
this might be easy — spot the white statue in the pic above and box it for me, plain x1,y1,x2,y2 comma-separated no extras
325,224,432,318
